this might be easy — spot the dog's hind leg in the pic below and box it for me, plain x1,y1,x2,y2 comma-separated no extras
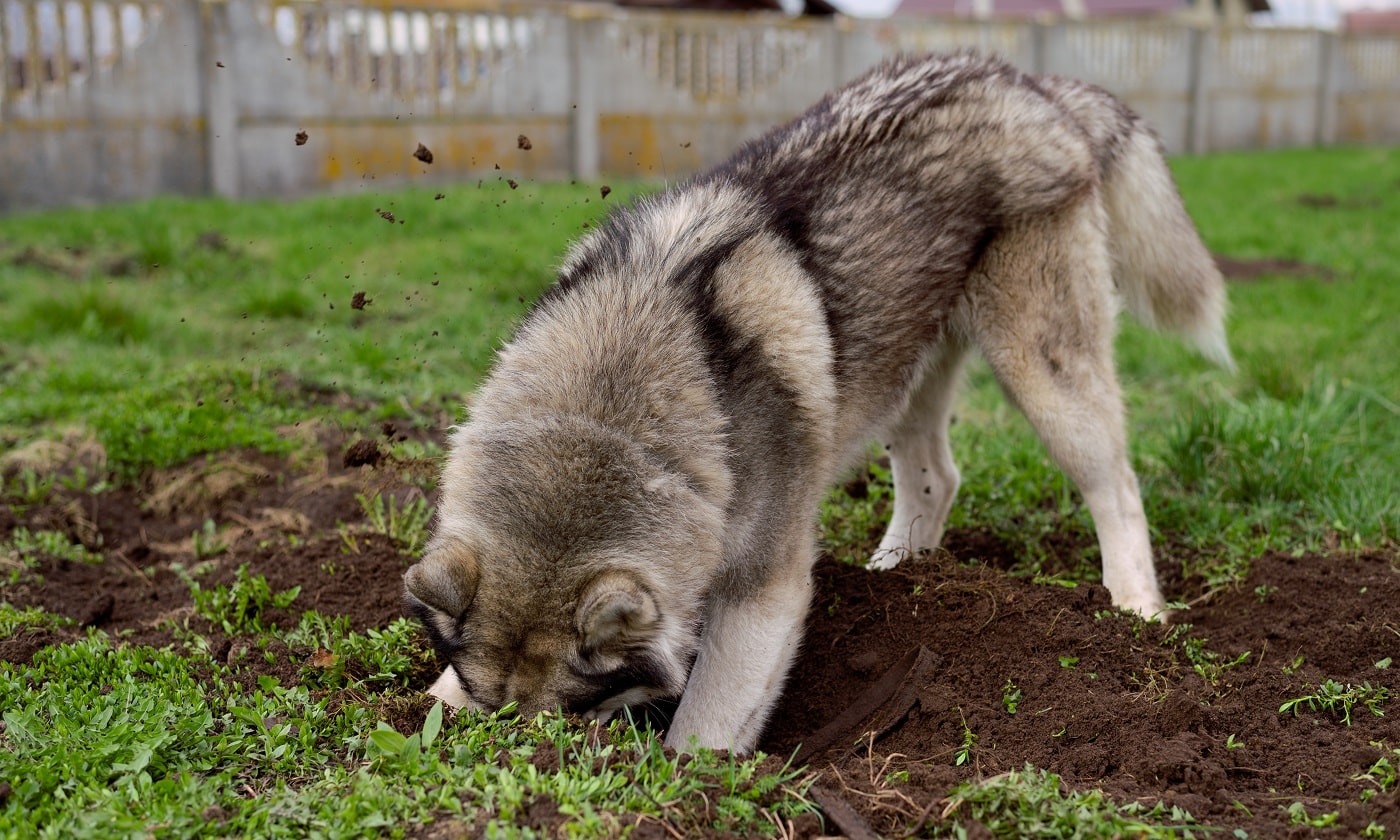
868,340,969,571
966,196,1166,616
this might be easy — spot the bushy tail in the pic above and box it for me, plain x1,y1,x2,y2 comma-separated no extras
1102,126,1235,371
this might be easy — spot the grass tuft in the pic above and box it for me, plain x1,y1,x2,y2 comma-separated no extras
22,286,153,344
1279,680,1390,726
185,564,302,635
931,763,1200,838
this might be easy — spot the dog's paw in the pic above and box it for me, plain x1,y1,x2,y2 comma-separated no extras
1112,593,1171,622
865,547,907,571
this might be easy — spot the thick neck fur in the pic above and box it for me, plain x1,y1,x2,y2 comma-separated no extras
470,185,761,511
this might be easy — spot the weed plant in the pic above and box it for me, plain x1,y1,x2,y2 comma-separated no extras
1279,679,1390,726
932,764,1202,838
185,564,302,635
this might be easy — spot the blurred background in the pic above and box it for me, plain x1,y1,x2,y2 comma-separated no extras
1,0,1397,212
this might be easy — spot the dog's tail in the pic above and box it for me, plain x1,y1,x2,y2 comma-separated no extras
1102,125,1235,371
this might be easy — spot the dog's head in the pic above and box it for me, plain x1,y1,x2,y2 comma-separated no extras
402,419,721,721
404,540,694,719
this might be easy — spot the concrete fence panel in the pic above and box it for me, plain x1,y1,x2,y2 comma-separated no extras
588,9,836,177
1043,22,1196,153
873,17,1039,71
1334,35,1400,144
204,0,576,197
1206,28,1326,149
0,0,205,211
2,0,1398,212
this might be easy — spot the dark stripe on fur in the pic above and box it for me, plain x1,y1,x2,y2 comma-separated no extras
403,589,468,685
565,652,679,713
669,240,815,601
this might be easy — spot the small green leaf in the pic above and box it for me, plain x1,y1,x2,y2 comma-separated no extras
1031,575,1078,589
112,744,154,775
2,710,37,742
230,706,264,729
368,727,408,756
273,585,302,609
422,701,443,750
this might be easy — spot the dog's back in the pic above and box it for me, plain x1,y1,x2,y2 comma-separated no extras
698,52,1226,461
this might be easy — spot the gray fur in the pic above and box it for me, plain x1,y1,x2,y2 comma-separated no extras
404,51,1231,752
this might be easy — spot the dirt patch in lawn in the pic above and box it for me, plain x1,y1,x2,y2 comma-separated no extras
4,434,1398,837
1215,254,1335,282
1295,193,1381,211
1,427,435,661
765,541,1400,838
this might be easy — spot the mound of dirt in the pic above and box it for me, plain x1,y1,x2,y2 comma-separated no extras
763,545,1399,837
1,431,432,661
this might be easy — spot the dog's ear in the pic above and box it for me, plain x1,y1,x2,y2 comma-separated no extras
403,537,481,620
576,571,659,653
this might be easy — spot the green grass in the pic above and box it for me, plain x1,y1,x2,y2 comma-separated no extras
932,764,1203,838
1134,147,1399,556
2,528,103,586
185,564,303,636
0,603,74,636
0,634,814,839
355,492,434,557
2,147,1398,836
0,182,639,478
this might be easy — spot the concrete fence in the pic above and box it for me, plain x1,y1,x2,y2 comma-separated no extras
1,0,1398,212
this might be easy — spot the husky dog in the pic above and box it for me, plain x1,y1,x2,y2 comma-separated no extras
403,52,1231,753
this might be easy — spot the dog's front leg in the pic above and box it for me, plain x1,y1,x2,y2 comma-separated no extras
665,548,813,753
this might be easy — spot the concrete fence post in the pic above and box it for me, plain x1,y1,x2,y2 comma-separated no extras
1314,30,1338,146
569,9,601,181
1186,26,1210,154
1031,20,1048,76
199,0,240,198
831,17,847,90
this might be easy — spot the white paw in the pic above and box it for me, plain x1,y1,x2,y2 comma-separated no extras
663,725,753,755
1110,589,1168,621
866,546,908,571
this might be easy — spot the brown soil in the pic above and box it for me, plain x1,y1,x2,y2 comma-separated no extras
1295,193,1380,210
1215,254,1335,282
1,428,433,662
4,435,1397,837
765,542,1400,838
